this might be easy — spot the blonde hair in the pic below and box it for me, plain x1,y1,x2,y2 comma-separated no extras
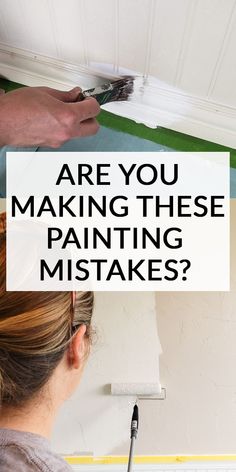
0,212,94,406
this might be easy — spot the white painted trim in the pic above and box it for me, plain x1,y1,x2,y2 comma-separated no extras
69,461,236,471
0,43,117,89
0,43,235,148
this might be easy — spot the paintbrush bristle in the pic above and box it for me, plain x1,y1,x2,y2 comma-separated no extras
81,75,135,105
109,76,135,102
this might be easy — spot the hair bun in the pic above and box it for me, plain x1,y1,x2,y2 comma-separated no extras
0,212,6,235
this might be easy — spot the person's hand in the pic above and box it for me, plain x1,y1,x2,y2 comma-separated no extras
0,86,100,147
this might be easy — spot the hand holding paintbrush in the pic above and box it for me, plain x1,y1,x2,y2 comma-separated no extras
0,73,134,150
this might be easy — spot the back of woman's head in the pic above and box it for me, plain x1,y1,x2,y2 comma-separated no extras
0,212,94,407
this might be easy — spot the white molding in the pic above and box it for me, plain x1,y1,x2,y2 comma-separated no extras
69,461,236,471
0,43,106,89
0,43,236,148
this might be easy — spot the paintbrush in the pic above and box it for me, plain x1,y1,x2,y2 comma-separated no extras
77,76,135,106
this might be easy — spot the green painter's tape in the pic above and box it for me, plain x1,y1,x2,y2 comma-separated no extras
1,77,236,167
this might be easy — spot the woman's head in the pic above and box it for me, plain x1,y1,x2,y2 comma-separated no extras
0,212,94,408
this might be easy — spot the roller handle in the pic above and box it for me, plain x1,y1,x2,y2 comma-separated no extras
130,404,139,439
128,405,139,472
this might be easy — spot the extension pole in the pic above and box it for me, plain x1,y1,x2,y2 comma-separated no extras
127,404,139,472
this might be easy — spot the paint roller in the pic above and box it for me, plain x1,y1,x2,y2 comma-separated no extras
111,382,165,399
111,383,166,472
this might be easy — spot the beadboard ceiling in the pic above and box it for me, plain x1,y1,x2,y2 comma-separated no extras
0,0,236,146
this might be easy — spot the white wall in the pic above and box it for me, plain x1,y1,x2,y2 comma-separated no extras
0,0,236,146
140,200,236,456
